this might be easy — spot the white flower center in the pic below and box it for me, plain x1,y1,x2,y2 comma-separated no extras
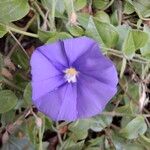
64,67,78,83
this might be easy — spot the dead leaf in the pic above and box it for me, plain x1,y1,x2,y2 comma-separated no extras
1,68,13,80
4,57,15,71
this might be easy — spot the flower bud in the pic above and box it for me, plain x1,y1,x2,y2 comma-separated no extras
70,12,77,25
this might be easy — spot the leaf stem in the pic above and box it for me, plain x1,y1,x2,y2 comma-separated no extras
50,0,56,31
39,126,43,150
32,0,51,29
101,111,150,118
6,25,38,38
104,47,150,64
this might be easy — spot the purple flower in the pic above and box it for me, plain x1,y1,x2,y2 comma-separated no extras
30,36,118,121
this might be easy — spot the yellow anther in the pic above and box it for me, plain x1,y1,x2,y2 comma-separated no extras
65,68,78,76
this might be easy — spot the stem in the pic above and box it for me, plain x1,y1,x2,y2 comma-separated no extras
8,30,29,59
104,47,150,64
70,0,74,12
7,15,36,57
56,122,63,145
58,121,70,128
7,26,38,38
50,0,56,31
39,126,43,150
32,1,51,29
101,111,150,118
120,57,127,78
31,109,43,150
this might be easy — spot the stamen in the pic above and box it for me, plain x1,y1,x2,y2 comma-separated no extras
64,67,78,83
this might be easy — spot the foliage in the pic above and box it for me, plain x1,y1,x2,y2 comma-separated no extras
0,0,150,149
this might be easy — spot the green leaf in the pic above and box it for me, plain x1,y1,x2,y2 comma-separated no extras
78,13,90,28
66,25,84,36
120,116,147,139
64,0,74,16
38,29,55,43
123,1,135,14
60,139,84,150
0,0,30,23
23,83,32,106
41,0,65,18
85,17,119,48
1,136,34,150
26,117,37,144
127,83,139,102
132,0,150,19
86,136,105,150
12,49,29,70
110,10,119,26
90,115,112,132
112,132,145,150
122,29,149,58
44,117,53,130
111,132,127,150
69,119,91,140
122,143,145,150
13,73,28,90
46,32,72,43
116,25,131,50
74,0,86,11
139,135,150,147
69,115,112,140
0,90,18,113
115,102,133,114
0,24,7,37
93,0,110,10
1,110,15,126
140,25,150,59
85,17,103,46
94,11,110,23
93,17,119,48
38,30,72,43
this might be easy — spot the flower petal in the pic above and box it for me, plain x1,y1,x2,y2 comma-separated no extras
77,73,117,119
32,75,65,100
73,43,118,86
36,41,69,69
30,50,61,82
33,83,77,121
31,50,66,100
57,83,77,121
63,36,96,65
